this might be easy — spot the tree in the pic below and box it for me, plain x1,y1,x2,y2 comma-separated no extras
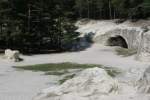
0,0,79,53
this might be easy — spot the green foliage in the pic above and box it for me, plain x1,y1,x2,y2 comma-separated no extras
14,62,121,77
0,0,79,53
115,47,137,57
74,0,150,19
14,62,101,71
59,74,76,84
0,0,149,53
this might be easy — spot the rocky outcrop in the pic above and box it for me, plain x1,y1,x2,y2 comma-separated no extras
135,66,150,93
136,30,150,61
34,67,119,100
4,49,22,62
76,20,150,61
34,67,150,100
94,27,150,61
94,28,142,49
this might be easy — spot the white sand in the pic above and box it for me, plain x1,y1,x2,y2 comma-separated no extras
0,58,57,100
0,44,150,100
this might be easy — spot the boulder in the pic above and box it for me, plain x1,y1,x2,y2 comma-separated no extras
34,67,119,100
136,27,150,61
135,66,150,93
34,67,150,100
4,49,22,62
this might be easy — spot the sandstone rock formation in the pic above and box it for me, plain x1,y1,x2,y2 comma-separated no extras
34,67,119,100
34,67,150,100
76,20,150,61
135,66,150,93
94,28,142,49
4,49,22,62
136,27,150,61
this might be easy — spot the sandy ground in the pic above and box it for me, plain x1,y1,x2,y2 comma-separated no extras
0,44,150,100
17,44,149,69
0,61,52,100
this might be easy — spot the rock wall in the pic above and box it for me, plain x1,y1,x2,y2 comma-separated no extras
34,67,119,100
34,67,150,100
136,31,150,61
94,28,142,50
76,20,150,61
94,27,150,61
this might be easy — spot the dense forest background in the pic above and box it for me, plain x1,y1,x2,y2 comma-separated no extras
74,0,150,19
0,0,149,53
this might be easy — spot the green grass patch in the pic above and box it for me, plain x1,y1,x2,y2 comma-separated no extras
13,62,121,78
115,47,137,57
106,68,121,77
45,70,68,75
14,62,101,71
59,74,76,84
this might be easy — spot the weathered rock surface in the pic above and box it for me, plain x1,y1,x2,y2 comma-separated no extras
34,67,150,100
4,49,22,62
94,28,142,49
136,30,150,61
135,66,150,93
34,67,119,100
76,20,150,61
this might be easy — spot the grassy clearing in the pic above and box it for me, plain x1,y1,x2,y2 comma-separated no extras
115,47,137,57
45,71,67,76
14,62,121,83
14,63,101,71
14,62,121,77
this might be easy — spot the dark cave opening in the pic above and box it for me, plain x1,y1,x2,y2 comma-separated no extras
107,35,128,48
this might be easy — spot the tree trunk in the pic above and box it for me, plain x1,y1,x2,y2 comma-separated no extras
79,7,82,18
113,8,116,19
99,8,102,19
109,0,112,19
28,4,31,33
87,0,90,18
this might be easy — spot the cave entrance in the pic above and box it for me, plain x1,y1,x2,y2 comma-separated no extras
107,35,128,48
